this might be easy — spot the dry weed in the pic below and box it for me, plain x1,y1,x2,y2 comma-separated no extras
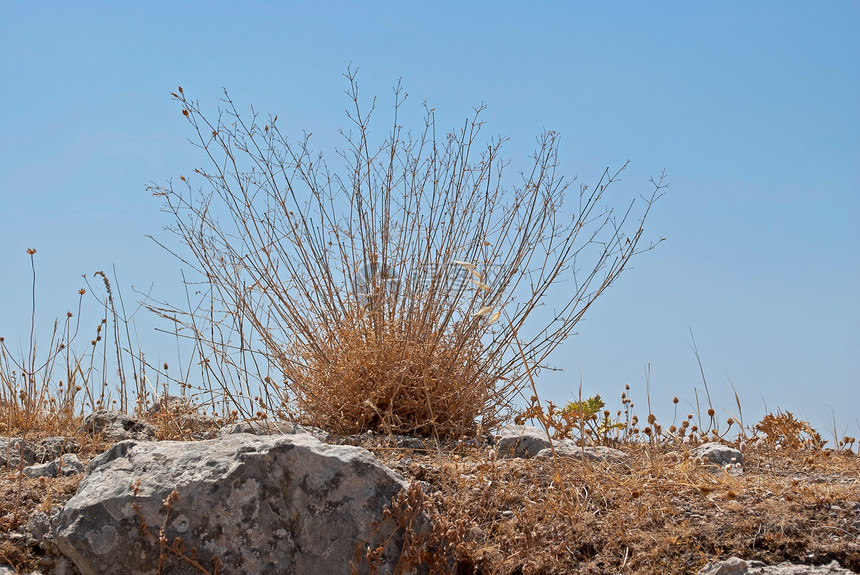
148,70,664,438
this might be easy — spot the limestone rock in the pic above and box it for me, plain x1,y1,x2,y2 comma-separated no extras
692,443,743,472
698,557,853,574
80,411,156,442
145,394,190,415
0,436,37,468
218,419,329,442
24,454,84,478
494,425,552,458
146,395,223,438
53,433,422,575
26,510,52,543
20,506,75,575
535,443,630,464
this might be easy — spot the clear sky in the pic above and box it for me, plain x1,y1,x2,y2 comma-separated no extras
1,2,857,437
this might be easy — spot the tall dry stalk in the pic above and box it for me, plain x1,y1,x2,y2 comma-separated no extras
1,251,91,433
148,68,665,437
0,252,153,437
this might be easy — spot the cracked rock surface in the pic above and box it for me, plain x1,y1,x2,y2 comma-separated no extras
53,433,422,575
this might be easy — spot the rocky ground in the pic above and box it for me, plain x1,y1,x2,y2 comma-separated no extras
0,405,858,574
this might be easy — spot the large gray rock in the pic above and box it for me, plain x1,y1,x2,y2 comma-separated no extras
698,557,853,574
494,425,553,458
80,411,156,441
53,433,422,575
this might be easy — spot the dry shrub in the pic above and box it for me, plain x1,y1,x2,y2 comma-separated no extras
294,305,491,437
351,481,435,575
150,68,664,437
754,410,825,450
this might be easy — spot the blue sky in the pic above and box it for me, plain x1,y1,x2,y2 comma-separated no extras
1,2,857,437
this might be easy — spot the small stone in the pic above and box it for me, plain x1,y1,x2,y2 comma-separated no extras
691,443,743,473
697,556,854,574
494,425,552,458
36,436,81,463
25,510,51,542
146,394,188,415
49,556,76,575
23,454,84,479
0,436,37,468
81,411,156,442
698,556,752,575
